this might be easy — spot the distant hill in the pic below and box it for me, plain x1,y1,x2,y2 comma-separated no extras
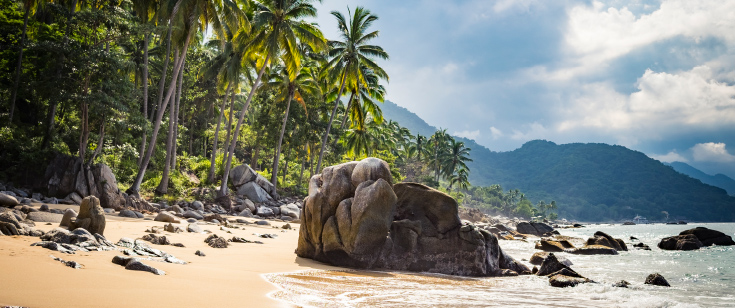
381,100,735,222
666,162,735,196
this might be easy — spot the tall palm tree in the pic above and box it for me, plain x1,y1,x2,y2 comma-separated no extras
339,65,385,130
448,167,470,192
315,6,388,173
429,129,449,182
219,0,326,196
132,0,158,166
8,0,43,124
442,138,472,181
261,64,320,189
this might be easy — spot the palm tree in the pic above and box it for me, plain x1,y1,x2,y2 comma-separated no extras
8,0,43,124
315,6,389,173
429,129,449,182
442,138,472,181
448,167,470,192
339,65,386,130
261,64,320,189
218,0,326,196
132,0,158,166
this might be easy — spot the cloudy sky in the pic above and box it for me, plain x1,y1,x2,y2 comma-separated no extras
311,0,735,178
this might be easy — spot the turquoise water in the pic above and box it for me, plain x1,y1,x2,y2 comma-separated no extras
267,223,735,307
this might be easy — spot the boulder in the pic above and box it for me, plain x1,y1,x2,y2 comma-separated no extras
70,196,106,235
535,240,575,252
679,227,735,246
27,212,64,223
183,210,203,220
645,273,670,287
658,234,703,251
566,245,619,255
240,199,256,212
255,174,278,199
205,234,228,248
549,273,589,288
351,157,393,188
0,193,19,207
119,210,138,218
229,164,259,187
154,212,180,223
59,209,78,228
256,206,274,217
190,201,204,211
238,209,253,217
280,203,300,219
586,231,627,251
187,223,202,233
0,211,24,235
536,253,582,277
91,164,125,210
516,222,554,236
237,182,272,203
296,157,529,277
530,252,572,266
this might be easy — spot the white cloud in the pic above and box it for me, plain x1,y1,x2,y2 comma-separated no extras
490,126,504,140
551,0,735,80
558,66,735,142
651,150,688,163
692,142,735,163
511,122,548,141
453,130,481,140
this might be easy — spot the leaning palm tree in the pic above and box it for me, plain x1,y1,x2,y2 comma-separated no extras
261,64,320,189
315,6,389,173
218,0,326,197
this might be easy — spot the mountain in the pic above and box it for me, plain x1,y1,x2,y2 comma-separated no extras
666,162,735,196
381,100,735,222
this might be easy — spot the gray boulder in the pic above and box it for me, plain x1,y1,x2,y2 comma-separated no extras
255,174,278,199
0,193,19,207
351,157,393,187
229,164,259,187
183,210,203,220
238,209,253,217
190,201,204,211
237,182,272,203
187,223,202,233
645,273,670,287
256,206,274,217
280,203,300,219
66,192,82,205
27,212,64,223
119,210,138,218
91,164,125,210
516,222,554,236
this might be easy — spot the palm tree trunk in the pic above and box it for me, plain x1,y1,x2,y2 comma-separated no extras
223,90,235,154
219,53,270,197
298,142,307,186
282,147,290,185
316,71,347,173
339,91,356,130
138,32,151,167
156,49,183,194
8,5,30,124
271,89,294,188
251,130,262,170
207,86,230,183
78,74,91,164
170,58,184,170
129,30,191,195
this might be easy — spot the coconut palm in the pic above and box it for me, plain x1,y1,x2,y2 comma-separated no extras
442,138,472,181
261,64,320,189
315,6,389,173
448,167,470,192
429,129,449,182
219,0,326,196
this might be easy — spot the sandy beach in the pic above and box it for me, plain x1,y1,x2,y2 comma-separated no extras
0,203,335,308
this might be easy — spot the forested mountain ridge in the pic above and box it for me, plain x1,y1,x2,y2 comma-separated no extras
666,162,735,196
381,100,735,222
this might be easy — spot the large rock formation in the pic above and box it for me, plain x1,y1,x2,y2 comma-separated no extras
228,164,278,201
658,227,734,250
296,158,529,277
68,196,106,235
44,154,125,209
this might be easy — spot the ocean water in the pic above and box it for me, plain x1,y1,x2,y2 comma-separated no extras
266,223,735,307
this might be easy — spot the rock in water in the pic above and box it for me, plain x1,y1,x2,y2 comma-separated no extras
516,222,554,236
549,274,589,288
586,231,627,251
70,196,106,235
645,273,670,287
296,157,529,276
679,227,735,247
658,234,703,251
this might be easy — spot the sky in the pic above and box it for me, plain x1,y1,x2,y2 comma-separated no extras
310,0,735,179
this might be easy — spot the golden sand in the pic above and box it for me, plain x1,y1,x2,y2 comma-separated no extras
0,203,339,308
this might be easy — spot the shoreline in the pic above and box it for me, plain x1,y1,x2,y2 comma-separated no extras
0,202,340,308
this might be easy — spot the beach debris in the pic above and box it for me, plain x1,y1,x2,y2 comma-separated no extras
204,234,228,248
229,236,263,244
195,250,206,257
50,255,82,269
112,256,165,275
645,273,670,287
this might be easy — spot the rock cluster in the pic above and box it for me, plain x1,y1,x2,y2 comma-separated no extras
33,228,114,254
43,154,125,209
658,227,735,250
516,221,555,236
229,164,279,203
536,253,591,288
296,157,529,277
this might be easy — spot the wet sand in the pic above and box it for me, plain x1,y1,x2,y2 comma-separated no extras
0,203,338,308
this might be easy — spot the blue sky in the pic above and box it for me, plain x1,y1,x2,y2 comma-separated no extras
311,0,735,178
